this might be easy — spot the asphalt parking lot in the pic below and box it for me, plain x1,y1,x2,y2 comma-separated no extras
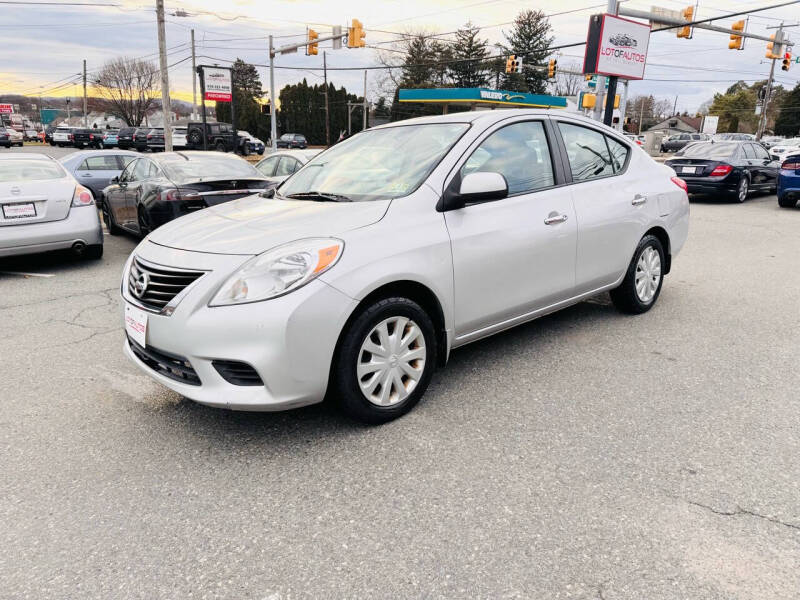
2,185,800,598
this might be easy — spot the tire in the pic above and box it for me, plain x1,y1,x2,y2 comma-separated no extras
214,141,226,152
137,206,152,238
778,194,796,208
102,202,123,235
610,234,666,315
188,130,203,145
333,297,437,424
84,244,103,260
733,176,749,203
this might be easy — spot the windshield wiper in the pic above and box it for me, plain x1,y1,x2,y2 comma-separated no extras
285,191,352,202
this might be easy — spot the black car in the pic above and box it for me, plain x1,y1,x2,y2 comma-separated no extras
117,127,137,150
145,128,165,152
185,121,245,153
276,133,308,149
666,141,778,202
44,125,56,145
133,127,153,152
72,128,105,149
101,151,269,237
660,132,708,153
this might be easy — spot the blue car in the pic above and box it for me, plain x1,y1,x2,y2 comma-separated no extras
778,153,800,208
100,129,119,148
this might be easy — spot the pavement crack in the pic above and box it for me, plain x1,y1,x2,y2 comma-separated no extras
0,287,118,310
685,499,800,532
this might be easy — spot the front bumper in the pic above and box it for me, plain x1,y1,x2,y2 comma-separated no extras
0,206,103,257
121,241,358,411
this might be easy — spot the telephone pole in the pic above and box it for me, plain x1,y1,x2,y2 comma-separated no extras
82,59,87,127
363,70,367,130
156,0,172,151
191,29,197,120
323,51,330,147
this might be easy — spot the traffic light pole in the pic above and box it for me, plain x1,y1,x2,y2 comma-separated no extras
757,24,786,140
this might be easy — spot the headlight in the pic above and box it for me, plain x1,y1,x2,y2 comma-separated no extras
209,238,343,306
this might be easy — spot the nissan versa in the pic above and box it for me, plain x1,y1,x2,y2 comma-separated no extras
122,110,689,423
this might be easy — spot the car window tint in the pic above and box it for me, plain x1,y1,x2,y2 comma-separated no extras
743,144,756,159
558,122,614,181
753,144,770,160
460,121,554,195
132,159,151,181
606,136,629,172
118,155,136,169
257,156,279,176
120,159,137,182
680,134,690,140
276,156,299,177
81,155,121,171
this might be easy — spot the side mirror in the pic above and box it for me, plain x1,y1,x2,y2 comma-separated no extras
110,176,119,184
260,187,276,199
437,172,508,212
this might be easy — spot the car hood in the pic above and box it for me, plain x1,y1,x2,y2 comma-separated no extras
147,194,390,255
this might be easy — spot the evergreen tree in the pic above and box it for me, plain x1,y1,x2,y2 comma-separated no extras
500,10,554,94
447,22,491,88
215,59,270,140
775,83,800,136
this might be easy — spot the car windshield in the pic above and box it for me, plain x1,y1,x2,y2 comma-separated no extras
160,155,262,182
0,159,65,182
279,122,470,202
680,142,738,159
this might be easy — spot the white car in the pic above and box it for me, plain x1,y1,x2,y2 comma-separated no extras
122,109,689,423
0,153,103,258
172,126,188,149
769,137,800,161
52,126,73,147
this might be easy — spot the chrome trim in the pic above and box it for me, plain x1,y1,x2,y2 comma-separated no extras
123,255,209,316
196,189,266,197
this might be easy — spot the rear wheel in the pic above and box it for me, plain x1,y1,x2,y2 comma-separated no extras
215,140,226,152
610,235,665,315
733,176,749,203
137,206,152,238
333,297,437,424
102,202,123,235
778,194,797,208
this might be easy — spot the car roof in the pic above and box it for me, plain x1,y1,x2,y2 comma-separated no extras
0,152,54,161
149,150,248,163
259,149,319,162
59,149,139,164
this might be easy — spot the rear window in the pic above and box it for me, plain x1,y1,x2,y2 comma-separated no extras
160,156,261,182
681,142,738,159
0,160,65,182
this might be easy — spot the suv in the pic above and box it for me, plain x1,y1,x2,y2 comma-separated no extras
72,128,104,149
117,127,137,150
145,128,165,152
276,133,308,149
52,126,73,147
186,121,241,152
133,127,152,152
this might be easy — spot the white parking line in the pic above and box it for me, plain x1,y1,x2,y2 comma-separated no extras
0,271,56,278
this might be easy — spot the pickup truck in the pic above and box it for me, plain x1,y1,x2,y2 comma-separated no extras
72,128,105,149
51,126,73,147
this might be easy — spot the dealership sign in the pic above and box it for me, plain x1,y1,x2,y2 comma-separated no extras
583,14,651,80
0,104,13,114
203,67,232,102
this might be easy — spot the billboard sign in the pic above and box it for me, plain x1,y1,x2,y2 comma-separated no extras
0,104,13,114
203,67,232,102
584,13,651,80
702,115,719,135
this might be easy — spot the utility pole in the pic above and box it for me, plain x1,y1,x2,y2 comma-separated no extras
638,100,645,135
191,29,197,120
323,51,330,147
269,35,277,151
363,70,367,130
82,59,88,127
672,95,678,115
757,23,795,139
156,0,172,151
618,79,629,131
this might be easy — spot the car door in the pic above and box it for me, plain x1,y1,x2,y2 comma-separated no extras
555,120,655,294
106,159,136,229
443,118,577,337
749,143,777,189
126,158,154,232
75,154,121,199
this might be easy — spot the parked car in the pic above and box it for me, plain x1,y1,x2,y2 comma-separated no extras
44,125,56,145
666,141,778,202
0,153,102,259
768,137,800,161
58,149,138,207
23,129,39,142
102,151,268,238
71,128,105,149
172,126,188,149
276,133,308,149
100,129,120,148
239,130,265,154
624,133,643,147
660,132,707,153
133,127,152,152
760,135,784,150
117,127,137,150
145,128,165,152
120,109,689,423
51,126,73,147
0,129,10,148
5,128,24,147
713,133,755,141
185,121,242,153
777,152,800,208
255,149,320,188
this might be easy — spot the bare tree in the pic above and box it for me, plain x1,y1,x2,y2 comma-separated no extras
92,57,158,127
551,61,583,97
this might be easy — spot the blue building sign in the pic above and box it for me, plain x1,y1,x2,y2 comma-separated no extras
398,87,567,109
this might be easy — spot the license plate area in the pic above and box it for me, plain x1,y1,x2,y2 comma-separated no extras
2,202,36,219
124,303,148,347
681,166,697,174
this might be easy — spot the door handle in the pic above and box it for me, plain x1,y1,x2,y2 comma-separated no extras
81,173,92,177
544,213,568,225
632,194,647,206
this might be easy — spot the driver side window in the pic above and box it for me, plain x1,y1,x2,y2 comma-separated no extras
120,159,138,182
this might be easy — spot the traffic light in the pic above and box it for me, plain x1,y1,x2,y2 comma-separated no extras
783,52,792,71
677,6,693,39
307,29,319,55
766,34,781,59
729,20,745,50
547,59,557,79
348,19,365,48
505,55,520,73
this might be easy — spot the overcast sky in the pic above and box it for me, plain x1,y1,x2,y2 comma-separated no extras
1,0,799,113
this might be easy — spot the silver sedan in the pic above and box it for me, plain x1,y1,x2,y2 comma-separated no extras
0,153,103,259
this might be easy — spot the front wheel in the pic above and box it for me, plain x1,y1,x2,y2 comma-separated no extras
333,297,437,424
610,235,665,315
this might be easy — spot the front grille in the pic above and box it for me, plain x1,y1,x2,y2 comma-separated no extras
212,360,264,386
128,256,204,313
128,336,201,386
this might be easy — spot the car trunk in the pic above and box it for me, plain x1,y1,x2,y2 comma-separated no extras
0,179,74,226
667,159,725,178
175,178,268,211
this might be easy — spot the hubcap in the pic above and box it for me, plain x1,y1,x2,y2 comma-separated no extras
739,179,748,202
635,246,661,304
357,316,426,407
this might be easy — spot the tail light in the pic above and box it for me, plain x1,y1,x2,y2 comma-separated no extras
710,164,733,177
89,134,94,140
69,134,74,141
147,134,152,139
159,188,202,202
670,176,688,193
71,185,94,207
781,160,800,170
